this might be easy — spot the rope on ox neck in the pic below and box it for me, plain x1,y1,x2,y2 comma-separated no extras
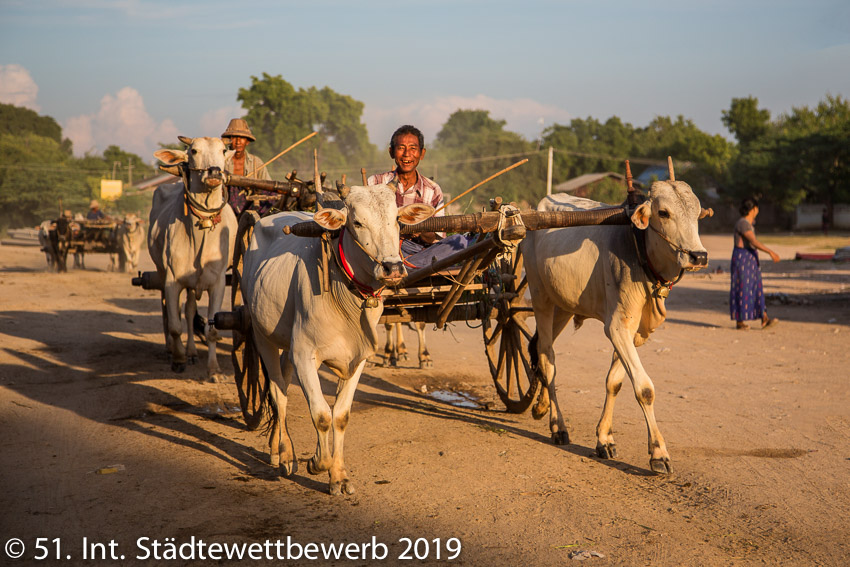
333,227,385,305
631,223,684,299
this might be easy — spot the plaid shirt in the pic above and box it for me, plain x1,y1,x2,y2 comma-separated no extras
366,170,445,217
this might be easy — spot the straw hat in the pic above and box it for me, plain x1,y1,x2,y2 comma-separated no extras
89,199,100,209
221,118,256,142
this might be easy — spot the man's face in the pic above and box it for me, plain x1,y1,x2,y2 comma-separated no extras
390,133,425,175
230,136,249,154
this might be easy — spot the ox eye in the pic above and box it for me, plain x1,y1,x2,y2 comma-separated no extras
353,220,363,228
190,149,198,155
658,210,670,219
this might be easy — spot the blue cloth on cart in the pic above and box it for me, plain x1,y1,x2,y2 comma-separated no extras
402,234,474,269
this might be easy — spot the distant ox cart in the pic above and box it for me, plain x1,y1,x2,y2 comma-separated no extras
43,215,142,273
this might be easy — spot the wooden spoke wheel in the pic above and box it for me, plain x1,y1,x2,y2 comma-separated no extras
482,249,538,413
231,211,268,430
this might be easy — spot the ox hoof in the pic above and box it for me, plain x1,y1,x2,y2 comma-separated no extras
596,443,618,459
171,362,186,373
419,359,433,369
329,479,355,496
280,459,298,478
307,457,327,476
531,402,549,421
207,372,227,384
650,458,672,474
187,355,199,366
551,430,570,445
399,352,409,362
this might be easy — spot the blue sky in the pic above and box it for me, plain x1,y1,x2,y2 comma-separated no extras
1,0,848,162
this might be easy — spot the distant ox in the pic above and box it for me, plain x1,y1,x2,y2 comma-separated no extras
148,136,236,381
38,220,56,271
523,181,711,473
240,185,433,494
113,213,144,273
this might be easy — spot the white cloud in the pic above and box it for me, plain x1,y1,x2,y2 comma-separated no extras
63,87,179,158
0,64,40,111
364,94,572,147
199,105,245,138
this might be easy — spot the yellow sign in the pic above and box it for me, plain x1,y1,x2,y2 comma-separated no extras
100,179,123,200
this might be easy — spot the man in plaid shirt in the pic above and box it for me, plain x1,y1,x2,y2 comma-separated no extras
368,125,469,265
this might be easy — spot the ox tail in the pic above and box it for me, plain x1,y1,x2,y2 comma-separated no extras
529,331,539,375
257,358,277,436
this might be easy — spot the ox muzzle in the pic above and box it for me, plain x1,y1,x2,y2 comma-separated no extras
378,260,407,287
688,250,708,267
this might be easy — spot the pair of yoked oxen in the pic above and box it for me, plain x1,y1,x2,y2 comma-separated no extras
149,137,710,494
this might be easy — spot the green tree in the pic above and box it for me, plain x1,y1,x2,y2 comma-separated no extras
431,109,539,208
721,96,772,146
727,95,850,211
237,74,379,182
0,102,72,153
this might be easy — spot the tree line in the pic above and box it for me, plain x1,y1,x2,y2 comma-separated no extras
0,103,155,230
2,76,847,230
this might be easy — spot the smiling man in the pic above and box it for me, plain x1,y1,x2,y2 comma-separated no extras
367,125,445,257
221,118,273,217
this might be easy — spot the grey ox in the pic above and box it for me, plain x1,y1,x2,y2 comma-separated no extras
523,181,710,473
148,136,237,381
240,184,433,495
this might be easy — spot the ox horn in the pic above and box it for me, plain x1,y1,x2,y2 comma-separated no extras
699,207,714,219
667,156,676,182
178,135,193,147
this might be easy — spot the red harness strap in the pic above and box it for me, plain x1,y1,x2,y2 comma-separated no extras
337,228,384,300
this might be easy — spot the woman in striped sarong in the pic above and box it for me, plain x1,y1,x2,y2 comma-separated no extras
730,197,781,329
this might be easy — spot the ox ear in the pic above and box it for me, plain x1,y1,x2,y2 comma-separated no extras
630,201,652,230
154,148,187,166
314,208,347,231
398,203,435,225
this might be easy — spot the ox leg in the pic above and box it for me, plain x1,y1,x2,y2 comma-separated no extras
184,291,199,366
382,323,396,367
292,350,337,483
595,352,626,459
531,308,572,445
256,339,297,476
204,281,226,382
396,323,408,362
415,322,432,369
164,283,186,372
606,322,671,474
327,360,365,496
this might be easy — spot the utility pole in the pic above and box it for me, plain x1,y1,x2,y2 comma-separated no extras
546,146,554,196
127,158,134,187
112,161,121,180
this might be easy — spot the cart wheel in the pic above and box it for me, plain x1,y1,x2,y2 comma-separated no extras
231,211,267,430
482,249,538,413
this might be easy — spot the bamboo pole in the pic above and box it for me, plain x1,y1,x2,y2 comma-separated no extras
250,131,318,177
433,159,528,215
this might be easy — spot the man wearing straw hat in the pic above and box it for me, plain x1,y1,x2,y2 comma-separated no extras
221,118,273,217
86,199,106,221
367,124,470,266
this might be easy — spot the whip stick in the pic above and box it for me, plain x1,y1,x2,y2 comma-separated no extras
434,158,528,214
250,131,318,177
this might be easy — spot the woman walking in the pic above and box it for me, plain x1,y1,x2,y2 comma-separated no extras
730,197,781,329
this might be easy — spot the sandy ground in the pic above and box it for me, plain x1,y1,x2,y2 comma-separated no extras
1,233,849,566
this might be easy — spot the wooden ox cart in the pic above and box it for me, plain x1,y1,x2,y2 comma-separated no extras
213,191,633,429
46,216,121,272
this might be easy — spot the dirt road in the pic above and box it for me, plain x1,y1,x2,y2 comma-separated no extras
1,234,849,566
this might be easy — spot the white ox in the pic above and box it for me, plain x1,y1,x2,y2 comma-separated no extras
148,136,236,381
523,181,710,473
241,185,433,495
114,213,144,273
